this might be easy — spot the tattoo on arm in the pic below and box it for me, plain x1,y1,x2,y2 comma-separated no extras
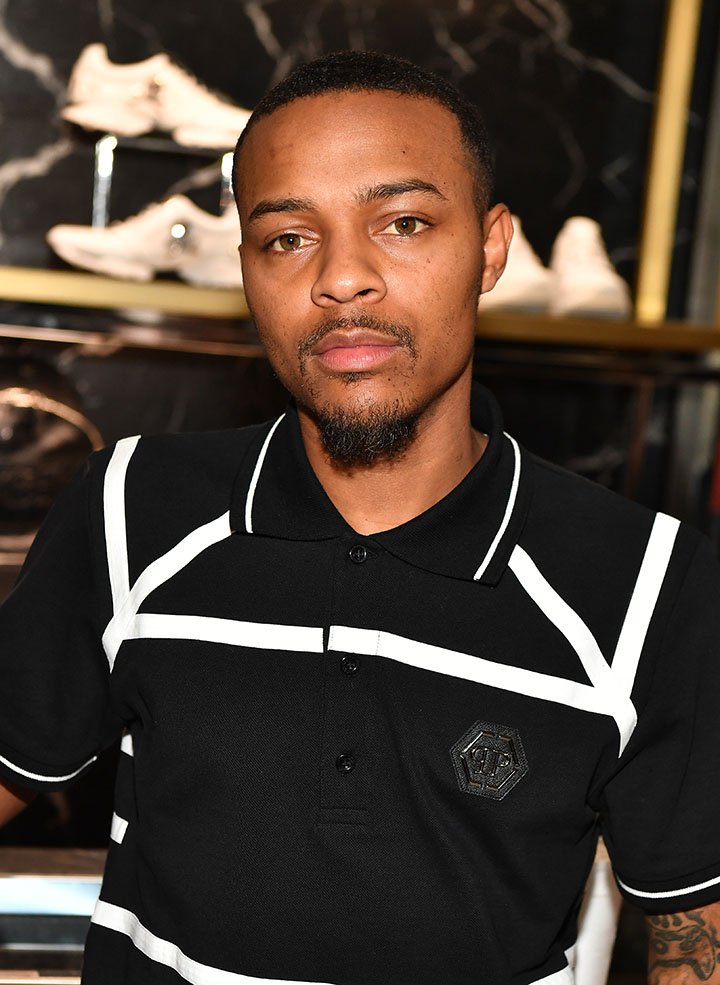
648,910,720,982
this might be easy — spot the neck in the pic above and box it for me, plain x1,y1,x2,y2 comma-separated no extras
298,370,487,534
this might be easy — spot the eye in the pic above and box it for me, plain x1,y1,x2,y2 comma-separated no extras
268,232,307,252
384,216,429,236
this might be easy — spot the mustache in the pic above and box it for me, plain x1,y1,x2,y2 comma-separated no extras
298,313,417,362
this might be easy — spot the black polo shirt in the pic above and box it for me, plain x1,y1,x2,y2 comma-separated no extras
2,384,720,985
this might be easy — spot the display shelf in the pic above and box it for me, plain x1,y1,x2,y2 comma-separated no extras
475,312,720,351
2,266,720,349
0,319,263,358
0,266,249,319
1,308,719,356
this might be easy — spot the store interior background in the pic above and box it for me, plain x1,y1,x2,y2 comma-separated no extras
0,0,720,981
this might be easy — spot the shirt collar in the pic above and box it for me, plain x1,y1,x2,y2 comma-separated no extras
229,383,532,585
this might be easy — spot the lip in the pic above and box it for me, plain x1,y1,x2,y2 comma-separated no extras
311,329,402,373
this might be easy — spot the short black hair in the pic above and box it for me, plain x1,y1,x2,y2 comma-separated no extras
233,50,495,213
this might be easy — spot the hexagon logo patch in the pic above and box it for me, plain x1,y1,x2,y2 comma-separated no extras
450,721,528,801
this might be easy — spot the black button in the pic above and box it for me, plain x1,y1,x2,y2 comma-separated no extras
341,656,360,677
335,752,356,773
348,544,368,564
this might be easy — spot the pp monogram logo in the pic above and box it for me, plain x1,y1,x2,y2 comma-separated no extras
450,721,528,801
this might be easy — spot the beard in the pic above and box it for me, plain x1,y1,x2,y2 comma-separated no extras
314,400,420,467
296,313,421,467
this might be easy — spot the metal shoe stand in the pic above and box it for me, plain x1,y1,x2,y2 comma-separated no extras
91,133,234,228
0,848,104,983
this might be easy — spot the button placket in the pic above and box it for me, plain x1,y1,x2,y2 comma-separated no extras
341,655,360,677
348,544,368,564
316,539,381,822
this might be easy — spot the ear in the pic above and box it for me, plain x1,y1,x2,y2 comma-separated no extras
480,205,513,296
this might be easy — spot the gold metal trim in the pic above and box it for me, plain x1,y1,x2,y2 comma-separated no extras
474,310,720,351
0,387,104,449
635,0,704,324
0,266,250,319
0,321,265,358
2,313,720,355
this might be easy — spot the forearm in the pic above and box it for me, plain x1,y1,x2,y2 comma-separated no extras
0,777,35,827
647,903,720,983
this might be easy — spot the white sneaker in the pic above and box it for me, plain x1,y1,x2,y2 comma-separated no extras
479,216,553,312
46,195,243,288
62,44,251,149
549,217,632,318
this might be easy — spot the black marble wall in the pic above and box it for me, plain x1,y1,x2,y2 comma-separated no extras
0,0,718,530
0,0,685,290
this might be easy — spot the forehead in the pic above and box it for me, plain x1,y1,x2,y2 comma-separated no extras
236,90,473,215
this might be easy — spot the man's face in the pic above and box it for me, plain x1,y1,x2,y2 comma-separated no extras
236,90,508,453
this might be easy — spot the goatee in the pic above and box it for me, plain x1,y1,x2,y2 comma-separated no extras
298,312,420,466
315,401,420,467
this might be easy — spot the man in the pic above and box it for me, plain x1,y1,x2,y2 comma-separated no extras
1,50,720,985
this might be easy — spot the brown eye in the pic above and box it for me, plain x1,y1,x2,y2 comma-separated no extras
273,233,304,251
392,217,418,235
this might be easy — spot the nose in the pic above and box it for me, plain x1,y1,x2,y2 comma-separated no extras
310,233,387,307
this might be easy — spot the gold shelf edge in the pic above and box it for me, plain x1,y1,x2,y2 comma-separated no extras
635,0,704,325
2,312,720,355
475,312,720,351
0,266,250,319
0,322,265,358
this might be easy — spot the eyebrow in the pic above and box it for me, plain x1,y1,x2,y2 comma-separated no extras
355,179,448,205
247,196,317,224
246,179,447,225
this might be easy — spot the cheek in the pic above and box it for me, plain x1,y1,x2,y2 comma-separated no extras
446,235,484,297
413,235,483,302
243,256,316,339
252,311,303,385
243,269,297,356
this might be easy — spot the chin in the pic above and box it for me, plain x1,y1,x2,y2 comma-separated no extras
312,395,422,468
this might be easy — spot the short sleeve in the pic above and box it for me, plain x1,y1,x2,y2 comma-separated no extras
598,530,720,913
0,454,123,791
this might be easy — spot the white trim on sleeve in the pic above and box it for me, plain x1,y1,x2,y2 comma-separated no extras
0,750,97,784
617,871,720,901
